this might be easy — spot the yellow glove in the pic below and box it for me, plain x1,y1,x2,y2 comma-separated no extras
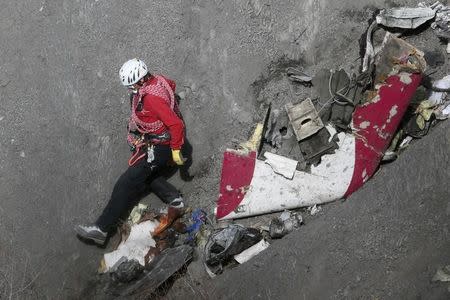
171,149,186,166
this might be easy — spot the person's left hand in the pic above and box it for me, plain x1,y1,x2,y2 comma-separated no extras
171,149,186,165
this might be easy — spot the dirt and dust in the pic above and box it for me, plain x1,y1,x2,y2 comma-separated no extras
167,120,450,300
0,0,448,299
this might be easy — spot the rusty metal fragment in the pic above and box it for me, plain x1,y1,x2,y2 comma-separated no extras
374,33,427,84
285,99,324,141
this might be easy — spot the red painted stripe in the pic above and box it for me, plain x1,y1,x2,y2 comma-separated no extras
344,73,422,197
216,150,257,219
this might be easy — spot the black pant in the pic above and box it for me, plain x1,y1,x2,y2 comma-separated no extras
96,144,180,232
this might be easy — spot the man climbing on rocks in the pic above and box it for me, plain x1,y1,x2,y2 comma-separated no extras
75,58,186,245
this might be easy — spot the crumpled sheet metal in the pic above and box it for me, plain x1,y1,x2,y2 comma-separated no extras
376,7,436,29
216,130,355,220
102,220,159,273
286,99,324,141
362,20,378,73
347,35,426,196
347,72,422,196
362,15,428,73
269,210,302,239
215,35,425,220
423,1,450,39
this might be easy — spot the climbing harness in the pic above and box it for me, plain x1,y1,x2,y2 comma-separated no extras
127,132,171,167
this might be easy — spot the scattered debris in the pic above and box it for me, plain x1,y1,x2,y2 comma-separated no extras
185,208,207,244
204,224,262,275
308,204,322,216
120,245,194,297
286,67,312,85
239,123,264,152
152,206,184,237
129,203,149,224
234,239,270,264
99,204,188,285
432,265,450,282
362,20,378,73
110,259,144,283
325,69,357,131
286,99,324,141
429,75,450,119
216,33,426,220
399,135,413,149
426,1,450,53
102,220,159,273
269,210,303,239
298,127,338,166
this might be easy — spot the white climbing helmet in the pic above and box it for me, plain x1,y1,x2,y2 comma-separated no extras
119,58,148,86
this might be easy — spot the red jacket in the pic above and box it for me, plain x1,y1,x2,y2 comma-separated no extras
135,76,184,150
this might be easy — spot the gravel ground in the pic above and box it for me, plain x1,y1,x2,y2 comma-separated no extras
167,116,450,300
0,0,448,298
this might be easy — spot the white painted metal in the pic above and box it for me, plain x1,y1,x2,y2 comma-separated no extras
263,152,298,179
234,239,270,264
222,132,356,219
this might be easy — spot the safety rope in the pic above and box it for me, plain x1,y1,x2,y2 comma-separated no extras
126,75,179,166
128,75,180,134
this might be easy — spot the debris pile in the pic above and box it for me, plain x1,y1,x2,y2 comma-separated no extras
432,265,450,292
89,2,450,297
96,204,202,297
204,224,263,275
215,1,450,221
269,210,303,239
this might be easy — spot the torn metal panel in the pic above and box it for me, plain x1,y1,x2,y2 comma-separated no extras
216,150,257,220
286,99,324,141
215,35,425,220
346,72,423,196
376,7,436,29
216,131,355,220
263,152,298,180
234,239,270,264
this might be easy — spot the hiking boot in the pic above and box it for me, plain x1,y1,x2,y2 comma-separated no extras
75,224,107,245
